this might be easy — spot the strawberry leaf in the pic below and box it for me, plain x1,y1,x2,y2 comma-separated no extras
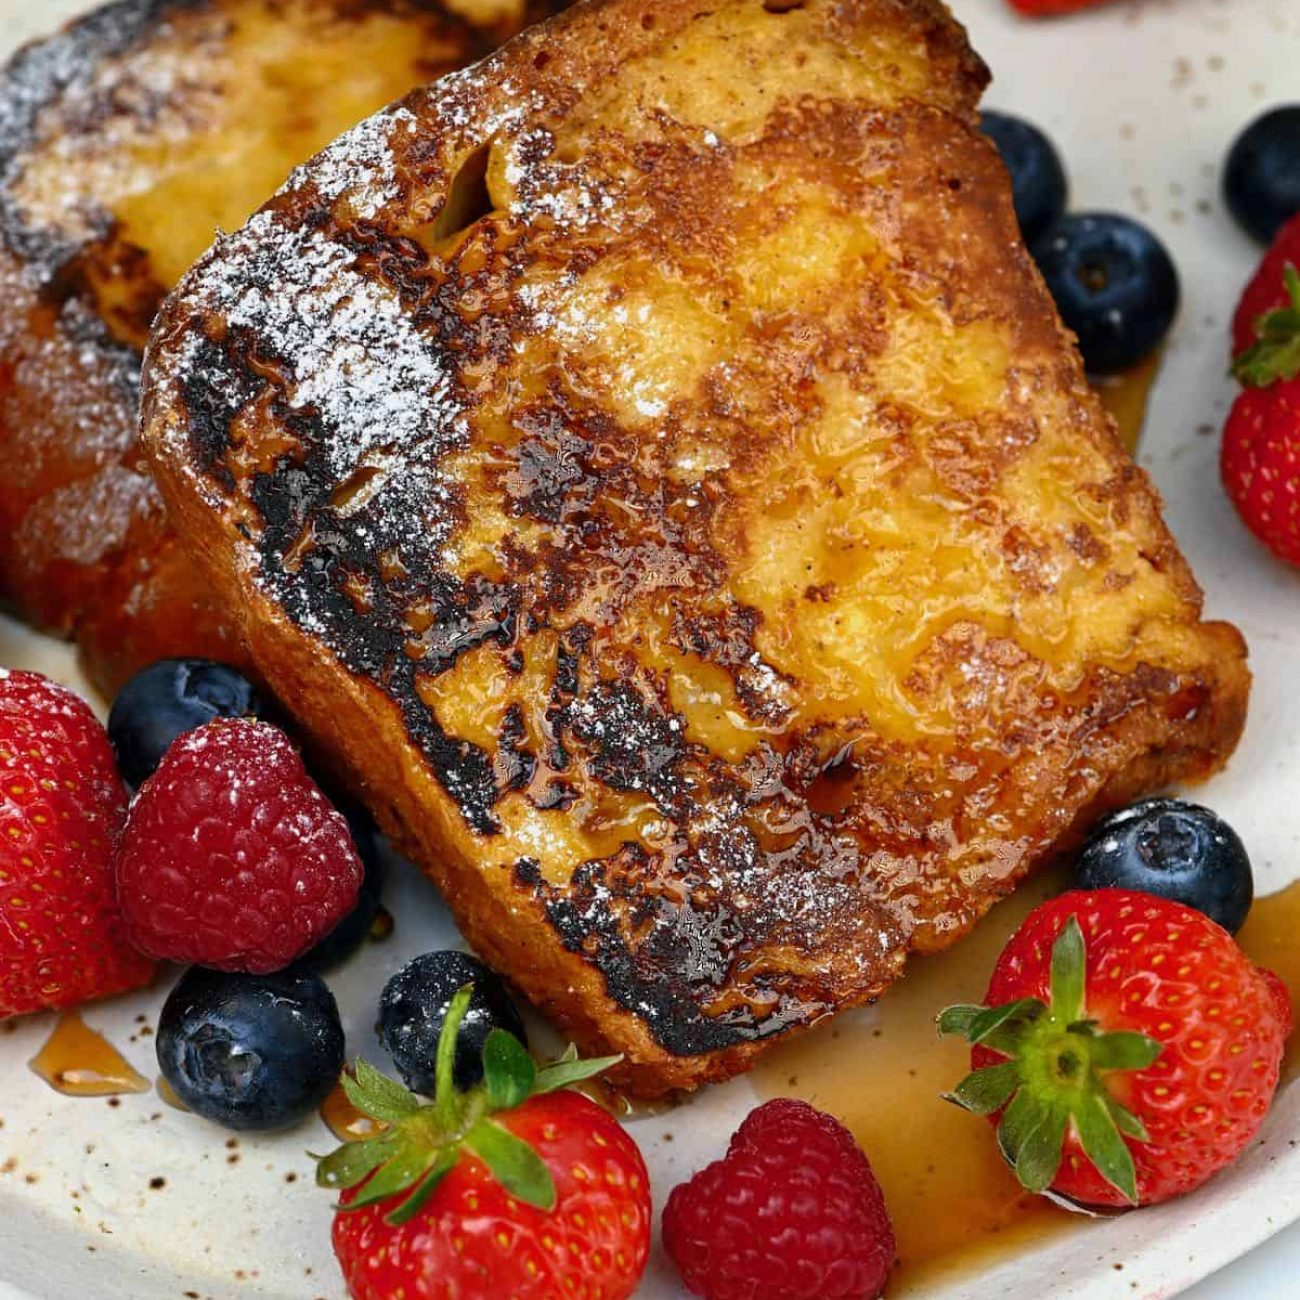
944,1061,1019,1115
434,986,474,1132
1234,264,1300,388
1048,917,1086,1024
384,1152,458,1227
1089,1030,1163,1072
937,1004,984,1037
957,998,1043,1047
342,1140,439,1212
1104,1094,1151,1143
535,1052,624,1095
1074,1090,1139,1205
465,1118,557,1211
343,1060,421,1124
315,1137,393,1192
483,1029,536,1111
998,1092,1068,1196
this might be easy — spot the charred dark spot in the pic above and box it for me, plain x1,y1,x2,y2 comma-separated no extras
561,678,687,812
528,847,832,1055
404,575,518,674
513,857,542,886
671,604,793,726
493,703,536,792
180,332,255,486
531,779,576,810
504,403,596,523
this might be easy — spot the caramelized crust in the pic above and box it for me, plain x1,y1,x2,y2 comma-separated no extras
142,0,1250,1094
0,0,559,692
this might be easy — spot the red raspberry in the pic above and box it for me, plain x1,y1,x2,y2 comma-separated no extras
0,670,154,1017
663,1098,895,1300
115,719,363,973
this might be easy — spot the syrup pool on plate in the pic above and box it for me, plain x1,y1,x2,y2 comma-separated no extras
752,870,1079,1294
29,1013,150,1098
754,872,1300,1293
1094,350,1162,455
320,1080,388,1143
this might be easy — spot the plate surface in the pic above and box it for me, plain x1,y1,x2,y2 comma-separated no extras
2,0,1300,1297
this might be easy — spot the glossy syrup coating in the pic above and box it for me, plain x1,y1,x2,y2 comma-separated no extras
142,0,1250,1095
0,0,564,694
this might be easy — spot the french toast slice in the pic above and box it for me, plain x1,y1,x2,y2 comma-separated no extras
141,0,1250,1096
0,0,562,693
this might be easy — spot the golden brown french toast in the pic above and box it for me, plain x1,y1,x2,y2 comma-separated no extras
0,0,561,693
141,0,1251,1096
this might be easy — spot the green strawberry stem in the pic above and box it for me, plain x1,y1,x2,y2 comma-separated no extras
313,983,622,1225
1235,263,1300,388
939,917,1162,1205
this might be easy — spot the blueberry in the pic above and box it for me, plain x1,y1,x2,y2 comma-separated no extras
980,110,1069,247
109,659,271,787
157,967,344,1131
379,951,526,1094
1075,798,1253,934
1034,213,1180,375
296,806,386,972
1224,106,1300,245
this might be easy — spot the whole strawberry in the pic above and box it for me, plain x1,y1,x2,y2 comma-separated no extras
0,670,154,1017
942,890,1290,1207
662,1098,895,1300
115,718,362,972
323,989,649,1300
1223,262,1300,567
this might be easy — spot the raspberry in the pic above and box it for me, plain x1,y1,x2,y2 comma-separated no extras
115,719,363,973
0,670,154,1017
663,1098,895,1300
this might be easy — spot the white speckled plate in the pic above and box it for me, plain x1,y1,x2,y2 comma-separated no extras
2,0,1300,1296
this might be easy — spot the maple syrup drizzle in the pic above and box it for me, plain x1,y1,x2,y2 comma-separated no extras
1093,350,1162,456
1237,879,1300,1083
320,1081,388,1143
753,874,1300,1292
157,1075,190,1111
29,1014,150,1098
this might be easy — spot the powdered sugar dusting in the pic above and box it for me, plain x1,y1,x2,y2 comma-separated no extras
285,105,416,220
177,211,463,481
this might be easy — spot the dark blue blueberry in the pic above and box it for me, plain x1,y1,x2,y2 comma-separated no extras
296,806,386,972
1075,798,1253,934
109,659,271,787
157,967,344,1131
980,110,1069,247
1034,213,1180,374
1224,106,1300,245
379,951,526,1094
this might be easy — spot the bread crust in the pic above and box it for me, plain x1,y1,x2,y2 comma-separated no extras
142,0,1250,1095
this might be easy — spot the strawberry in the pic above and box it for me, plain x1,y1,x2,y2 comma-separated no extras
1232,214,1300,358
116,719,363,972
941,890,1290,1207
0,670,154,1017
322,988,650,1300
663,1098,895,1300
1222,262,1300,567
1005,0,1114,17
